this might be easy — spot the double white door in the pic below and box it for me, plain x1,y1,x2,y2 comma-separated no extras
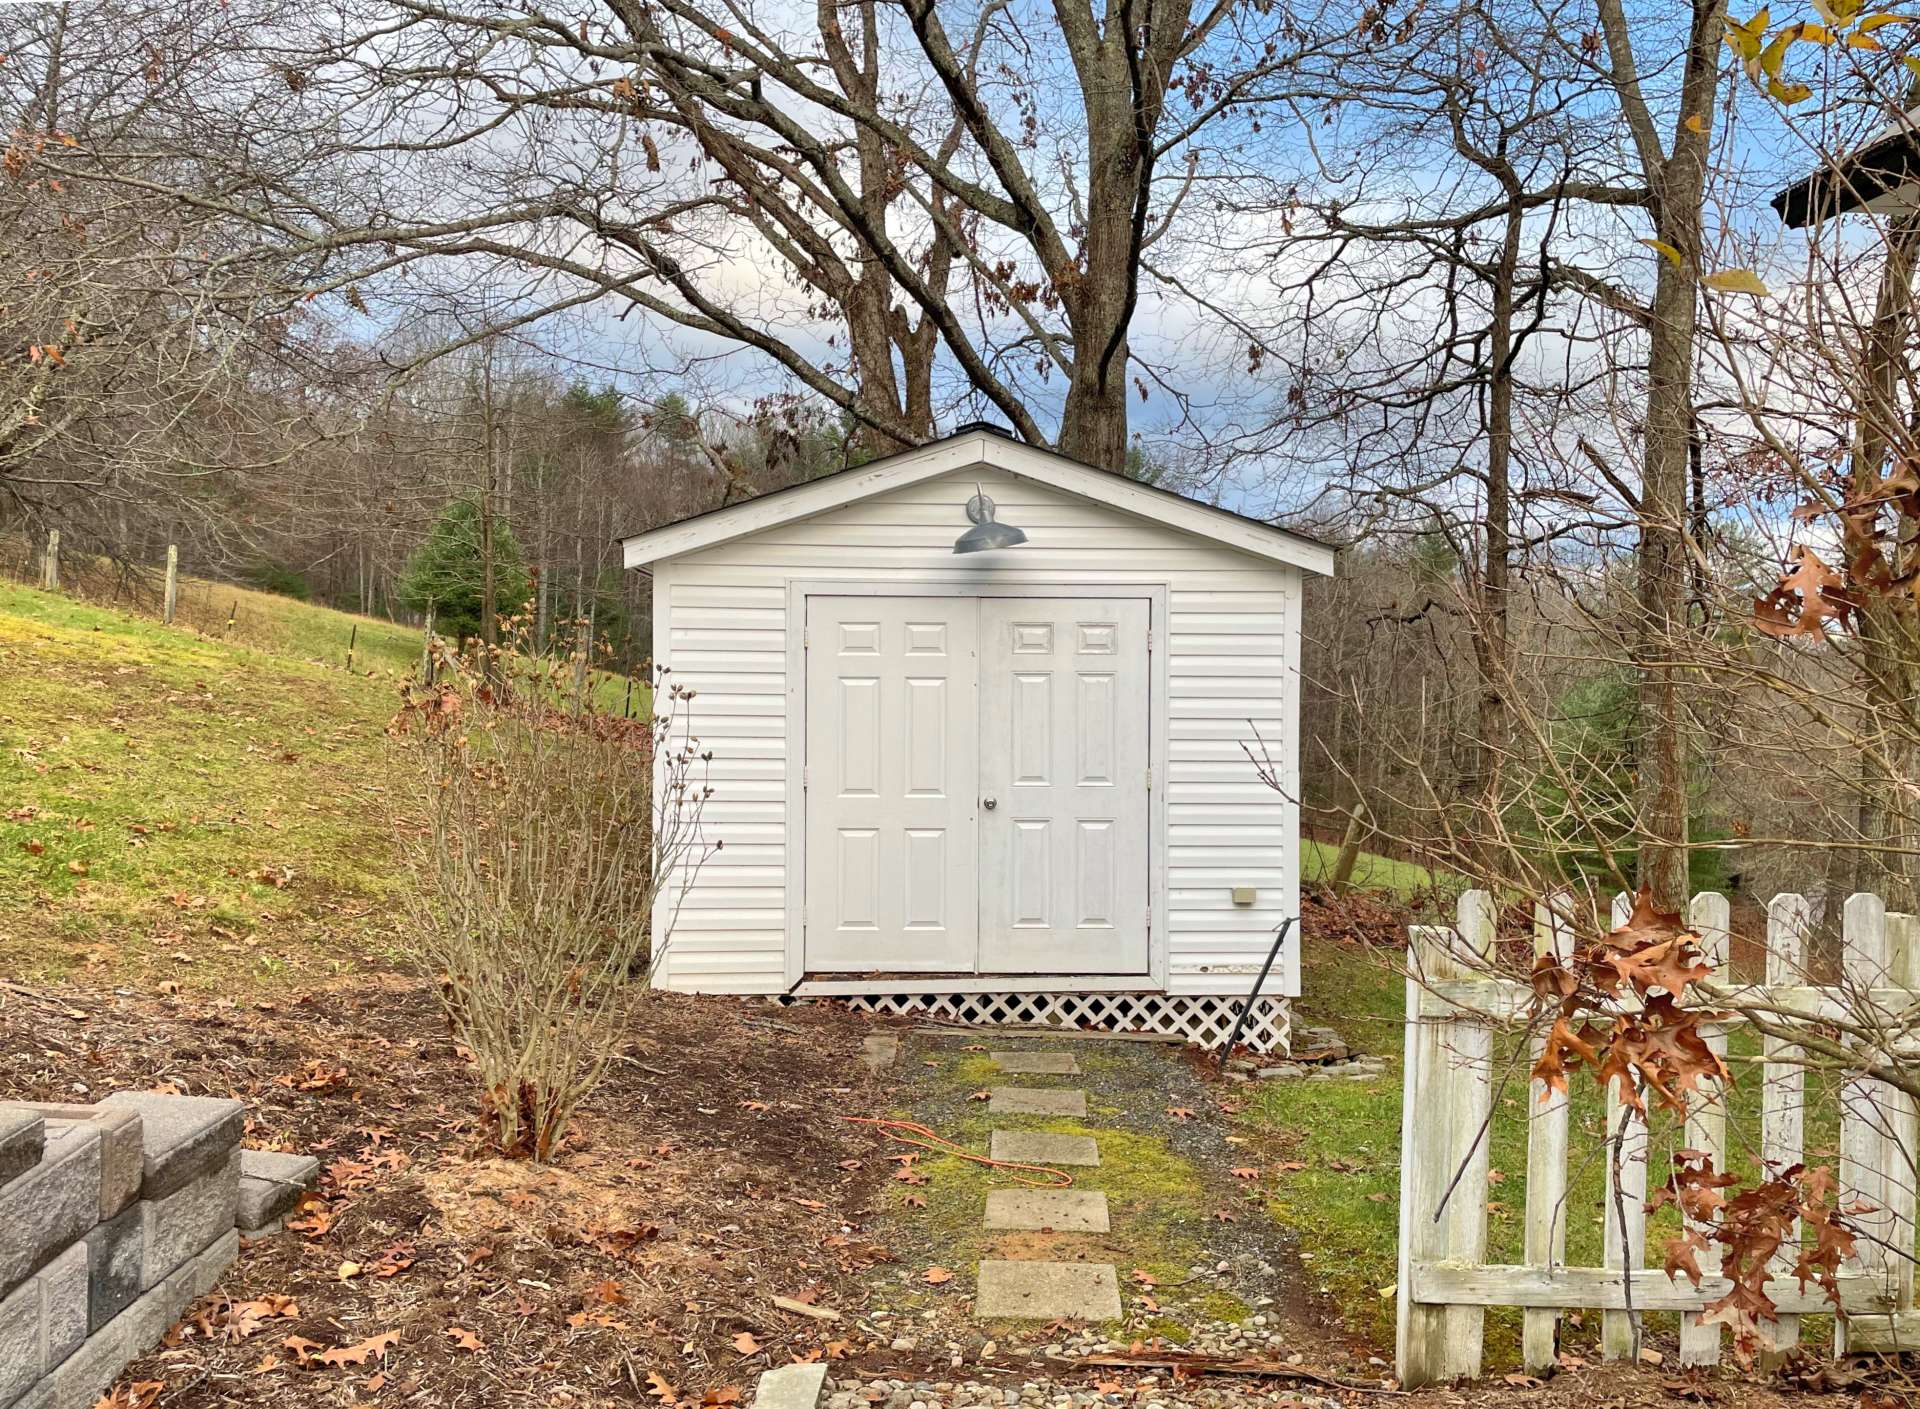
804,595,1151,976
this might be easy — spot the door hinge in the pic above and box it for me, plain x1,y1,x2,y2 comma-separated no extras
1147,625,1153,649
803,765,809,791
1145,765,1152,790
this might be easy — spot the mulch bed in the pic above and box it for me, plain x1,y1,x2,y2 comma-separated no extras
0,978,901,1407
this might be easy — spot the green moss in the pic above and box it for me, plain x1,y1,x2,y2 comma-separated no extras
1144,1317,1193,1344
1192,1289,1251,1323
877,1067,1229,1331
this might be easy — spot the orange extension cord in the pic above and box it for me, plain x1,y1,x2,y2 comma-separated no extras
841,1116,1075,1188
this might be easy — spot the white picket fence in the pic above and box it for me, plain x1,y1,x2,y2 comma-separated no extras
1396,889,1920,1386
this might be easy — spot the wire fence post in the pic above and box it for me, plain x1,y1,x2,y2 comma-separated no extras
163,545,179,624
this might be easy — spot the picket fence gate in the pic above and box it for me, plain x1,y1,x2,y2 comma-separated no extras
1396,889,1920,1386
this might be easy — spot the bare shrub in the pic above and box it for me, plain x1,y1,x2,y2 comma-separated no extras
388,632,713,1159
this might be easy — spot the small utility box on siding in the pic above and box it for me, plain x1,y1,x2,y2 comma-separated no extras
622,426,1335,1051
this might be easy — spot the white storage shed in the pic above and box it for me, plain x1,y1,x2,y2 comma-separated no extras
624,425,1334,1051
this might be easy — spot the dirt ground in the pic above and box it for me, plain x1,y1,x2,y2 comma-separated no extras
1,977,898,1406
0,976,1887,1409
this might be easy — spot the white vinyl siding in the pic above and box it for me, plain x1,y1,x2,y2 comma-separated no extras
649,466,1301,997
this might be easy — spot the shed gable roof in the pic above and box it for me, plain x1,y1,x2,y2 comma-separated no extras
619,429,1336,575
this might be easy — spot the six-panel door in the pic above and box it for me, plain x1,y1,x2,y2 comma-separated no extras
977,599,1151,974
804,595,1151,976
803,597,980,972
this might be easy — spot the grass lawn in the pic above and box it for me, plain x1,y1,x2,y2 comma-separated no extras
1244,892,1846,1361
1301,838,1451,897
0,580,412,990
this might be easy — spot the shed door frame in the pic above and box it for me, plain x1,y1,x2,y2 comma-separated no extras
783,579,1170,993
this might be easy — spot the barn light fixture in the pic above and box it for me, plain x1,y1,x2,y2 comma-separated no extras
953,488,1027,554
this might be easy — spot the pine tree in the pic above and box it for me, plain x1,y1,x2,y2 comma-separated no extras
399,497,531,643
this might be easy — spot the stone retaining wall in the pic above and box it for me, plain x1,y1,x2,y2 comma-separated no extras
0,1095,316,1409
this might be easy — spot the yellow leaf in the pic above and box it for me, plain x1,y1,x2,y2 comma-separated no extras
1770,76,1814,101
1704,268,1772,296
1856,11,1909,28
1846,29,1883,44
1641,238,1685,267
1832,0,1866,19
1812,0,1842,24
1725,7,1770,58
1904,52,1920,75
1685,113,1708,132
1758,28,1794,76
1793,21,1837,41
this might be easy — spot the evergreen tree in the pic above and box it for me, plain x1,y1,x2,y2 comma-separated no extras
399,497,532,643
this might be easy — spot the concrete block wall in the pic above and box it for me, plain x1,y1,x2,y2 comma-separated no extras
0,1096,316,1409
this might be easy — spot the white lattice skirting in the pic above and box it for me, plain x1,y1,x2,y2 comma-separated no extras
787,991,1292,1054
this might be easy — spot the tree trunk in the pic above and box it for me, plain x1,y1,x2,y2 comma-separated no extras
1600,0,1728,908
479,349,499,683
1464,199,1521,871
1848,215,1920,907
1050,13,1160,472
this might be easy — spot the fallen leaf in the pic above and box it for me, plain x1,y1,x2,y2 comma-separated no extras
1230,1167,1261,1180
446,1326,485,1353
733,1331,761,1354
315,1330,400,1366
923,1266,954,1285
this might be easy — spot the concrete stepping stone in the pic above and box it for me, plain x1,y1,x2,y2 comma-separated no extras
984,1188,1110,1233
989,1051,1079,1075
860,1035,900,1072
753,1362,828,1409
975,1260,1121,1321
989,1130,1100,1167
987,1087,1086,1116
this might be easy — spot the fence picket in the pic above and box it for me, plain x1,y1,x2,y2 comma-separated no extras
1398,886,1913,1385
1601,893,1647,1361
1523,896,1573,1373
1888,912,1920,1326
1678,892,1730,1366
1760,893,1810,1360
1395,889,1495,1385
1838,894,1892,1354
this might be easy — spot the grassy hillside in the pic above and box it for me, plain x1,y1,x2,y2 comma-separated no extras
0,580,415,991
165,576,425,677
1301,837,1447,897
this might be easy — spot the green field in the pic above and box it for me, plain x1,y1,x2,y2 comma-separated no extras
0,580,414,989
1301,837,1449,896
0,578,649,991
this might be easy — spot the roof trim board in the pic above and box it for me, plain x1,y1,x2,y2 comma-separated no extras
619,430,1337,576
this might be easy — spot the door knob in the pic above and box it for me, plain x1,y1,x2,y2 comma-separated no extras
983,796,997,810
